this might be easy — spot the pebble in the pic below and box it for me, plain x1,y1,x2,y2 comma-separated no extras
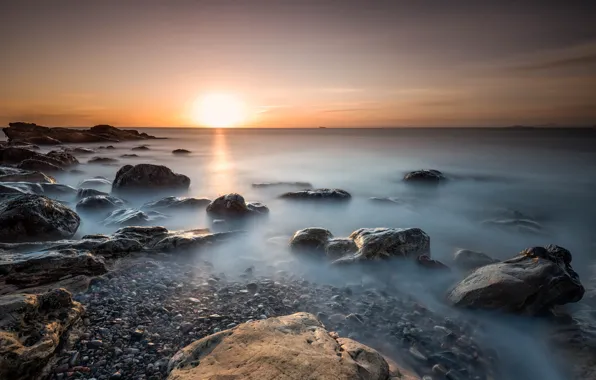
87,340,103,349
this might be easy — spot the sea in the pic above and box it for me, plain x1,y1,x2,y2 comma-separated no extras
35,127,596,379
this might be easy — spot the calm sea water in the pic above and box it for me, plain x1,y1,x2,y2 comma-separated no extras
40,127,596,380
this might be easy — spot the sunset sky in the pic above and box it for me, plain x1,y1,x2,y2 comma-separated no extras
1,0,595,128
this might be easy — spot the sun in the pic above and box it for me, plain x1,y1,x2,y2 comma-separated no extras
191,94,247,128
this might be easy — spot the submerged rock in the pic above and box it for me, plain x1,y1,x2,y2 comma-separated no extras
76,195,126,213
280,188,351,201
0,195,80,242
481,218,544,235
0,289,84,380
46,150,79,166
2,122,158,144
78,177,112,190
88,156,119,164
0,250,107,288
448,245,584,315
120,153,138,158
252,181,313,188
102,208,168,227
17,158,64,172
338,227,431,262
453,249,499,271
172,148,191,154
167,312,392,380
132,144,150,151
112,164,190,192
142,196,211,211
206,193,268,218
403,169,446,183
0,182,77,200
0,166,55,183
76,188,109,199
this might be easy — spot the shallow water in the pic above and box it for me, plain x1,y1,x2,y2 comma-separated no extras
43,127,596,379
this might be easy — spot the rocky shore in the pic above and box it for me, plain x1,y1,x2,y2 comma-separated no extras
1,122,595,380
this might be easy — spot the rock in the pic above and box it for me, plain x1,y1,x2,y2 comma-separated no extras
167,312,392,380
0,195,80,242
403,169,446,183
0,288,84,380
102,208,168,227
46,150,79,166
88,156,119,164
76,195,126,213
326,238,359,259
132,145,150,151
78,178,112,190
252,181,313,188
63,147,95,154
481,218,544,235
206,193,268,218
280,188,351,201
447,245,585,315
76,188,109,199
142,196,211,211
0,250,107,288
120,154,138,158
17,159,64,172
335,227,431,263
0,147,40,164
0,167,55,183
2,122,159,144
99,145,116,149
416,255,450,270
453,249,499,271
0,182,77,200
149,230,242,253
112,164,190,192
289,228,334,256
172,149,191,154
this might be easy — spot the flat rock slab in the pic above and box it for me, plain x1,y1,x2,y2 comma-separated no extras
168,312,394,380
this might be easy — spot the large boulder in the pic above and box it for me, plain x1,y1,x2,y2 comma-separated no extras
280,188,351,201
167,312,393,380
0,250,107,288
112,164,190,192
453,249,499,271
289,228,334,255
0,195,80,242
403,169,446,184
340,227,431,262
2,122,158,144
447,245,585,315
142,196,211,211
0,289,84,380
206,193,268,218
76,195,126,213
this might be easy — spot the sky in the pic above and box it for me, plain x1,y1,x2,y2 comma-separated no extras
1,0,595,128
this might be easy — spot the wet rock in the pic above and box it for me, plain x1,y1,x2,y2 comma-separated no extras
102,208,168,227
252,181,313,188
78,178,112,190
76,195,126,214
99,145,116,149
120,153,138,158
172,149,191,154
0,194,80,242
335,227,431,263
63,147,95,154
0,250,108,288
0,167,55,183
403,169,446,184
76,188,109,199
453,249,499,271
0,288,84,380
206,193,268,218
448,245,585,315
132,144,150,151
326,238,359,259
417,255,450,270
142,196,211,211
46,150,79,166
112,164,190,192
167,312,392,380
17,158,64,172
280,188,351,201
0,182,77,201
149,230,242,253
88,156,119,164
3,122,158,144
289,228,333,256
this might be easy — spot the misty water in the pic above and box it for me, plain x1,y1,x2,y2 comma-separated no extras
45,127,596,379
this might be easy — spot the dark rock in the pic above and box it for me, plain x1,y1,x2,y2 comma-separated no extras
403,169,446,183
0,194,80,242
88,156,119,164
0,167,55,183
142,196,211,211
289,228,334,256
1,250,107,288
280,188,351,201
78,177,112,190
0,289,84,380
102,208,168,227
99,145,116,149
453,249,499,271
448,245,585,315
76,195,126,213
206,193,268,218
64,147,95,154
2,122,158,144
417,255,450,270
112,164,190,192
132,145,150,151
326,238,359,259
172,149,191,154
46,150,79,166
0,182,77,201
17,159,64,172
120,154,139,158
76,188,109,199
252,181,312,188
